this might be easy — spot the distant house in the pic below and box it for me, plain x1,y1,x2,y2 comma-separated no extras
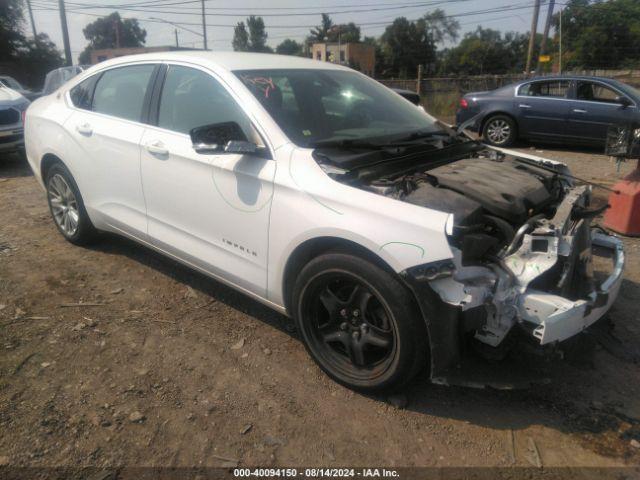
311,42,375,76
89,46,198,64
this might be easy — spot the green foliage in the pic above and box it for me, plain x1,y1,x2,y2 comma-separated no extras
554,0,640,69
232,22,249,51
309,14,334,42
0,0,63,88
276,39,303,56
378,9,459,78
233,16,272,53
78,12,147,64
439,27,532,75
0,0,24,62
17,33,65,87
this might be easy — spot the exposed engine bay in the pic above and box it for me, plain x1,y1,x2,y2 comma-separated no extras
367,153,569,266
314,144,625,361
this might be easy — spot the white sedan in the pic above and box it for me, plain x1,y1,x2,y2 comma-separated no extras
24,52,624,391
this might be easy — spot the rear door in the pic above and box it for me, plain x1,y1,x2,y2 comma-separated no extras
566,80,637,143
515,80,571,140
64,63,158,236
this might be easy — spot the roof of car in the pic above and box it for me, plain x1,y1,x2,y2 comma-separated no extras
519,75,624,85
87,51,350,73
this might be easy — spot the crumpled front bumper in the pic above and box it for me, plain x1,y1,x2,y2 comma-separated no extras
518,232,624,344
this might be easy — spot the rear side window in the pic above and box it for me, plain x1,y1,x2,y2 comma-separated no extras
92,65,155,122
519,80,569,98
157,65,253,137
69,77,96,110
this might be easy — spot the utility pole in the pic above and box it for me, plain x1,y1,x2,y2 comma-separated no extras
201,0,208,50
535,0,555,75
417,64,423,96
525,0,541,75
175,29,179,48
114,19,121,48
58,0,72,66
559,8,563,74
26,0,38,39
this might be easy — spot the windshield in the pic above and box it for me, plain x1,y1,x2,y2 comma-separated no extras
0,76,23,90
234,69,444,148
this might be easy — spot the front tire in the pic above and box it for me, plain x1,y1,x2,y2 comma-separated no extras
482,114,517,147
292,252,427,392
45,163,98,245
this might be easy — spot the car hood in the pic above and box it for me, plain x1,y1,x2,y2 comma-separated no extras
0,87,26,103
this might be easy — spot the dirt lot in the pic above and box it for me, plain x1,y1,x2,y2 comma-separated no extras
1,143,640,475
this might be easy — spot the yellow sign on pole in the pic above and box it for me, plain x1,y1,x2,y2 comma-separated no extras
539,55,551,63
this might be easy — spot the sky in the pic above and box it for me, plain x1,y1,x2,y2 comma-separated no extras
25,0,555,63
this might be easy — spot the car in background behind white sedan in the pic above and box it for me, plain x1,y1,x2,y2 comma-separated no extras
0,86,29,155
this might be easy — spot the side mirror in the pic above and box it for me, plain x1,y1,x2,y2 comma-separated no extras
190,121,257,155
616,96,632,108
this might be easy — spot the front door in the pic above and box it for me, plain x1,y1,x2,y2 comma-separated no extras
140,64,276,296
567,80,637,143
516,79,571,141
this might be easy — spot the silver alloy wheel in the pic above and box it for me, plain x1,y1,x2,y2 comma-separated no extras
48,173,80,236
486,118,511,144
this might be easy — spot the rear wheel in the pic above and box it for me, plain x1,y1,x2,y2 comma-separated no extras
45,163,98,245
292,252,427,392
483,115,517,147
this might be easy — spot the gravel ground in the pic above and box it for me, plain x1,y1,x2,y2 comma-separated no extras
1,142,640,476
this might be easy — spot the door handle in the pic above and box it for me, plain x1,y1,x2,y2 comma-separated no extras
572,108,588,114
145,140,169,156
76,123,93,135
518,104,532,109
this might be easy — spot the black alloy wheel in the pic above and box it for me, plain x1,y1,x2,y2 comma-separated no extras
293,253,428,391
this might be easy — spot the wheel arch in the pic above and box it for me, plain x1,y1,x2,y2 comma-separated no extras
480,111,519,138
282,236,399,317
41,152,65,182
282,235,460,380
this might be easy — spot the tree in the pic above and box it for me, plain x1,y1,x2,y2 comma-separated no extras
553,0,640,69
232,22,249,51
0,0,63,88
0,0,24,62
78,12,147,64
247,16,271,52
438,27,532,75
232,16,272,52
379,9,459,78
328,22,360,43
276,39,303,56
17,33,64,87
309,13,333,42
308,15,360,44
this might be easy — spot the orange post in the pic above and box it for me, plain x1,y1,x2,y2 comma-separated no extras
603,159,640,236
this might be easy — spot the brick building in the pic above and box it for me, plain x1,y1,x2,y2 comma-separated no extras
311,42,375,76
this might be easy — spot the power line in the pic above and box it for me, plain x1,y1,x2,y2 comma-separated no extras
32,1,545,29
33,0,478,18
34,0,471,11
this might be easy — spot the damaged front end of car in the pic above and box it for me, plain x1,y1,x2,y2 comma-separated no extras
405,154,624,382
315,143,625,383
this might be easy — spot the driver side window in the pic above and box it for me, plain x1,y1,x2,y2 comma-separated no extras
158,65,258,143
577,82,620,103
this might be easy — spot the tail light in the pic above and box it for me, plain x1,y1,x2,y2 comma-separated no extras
21,109,26,126
459,98,469,109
